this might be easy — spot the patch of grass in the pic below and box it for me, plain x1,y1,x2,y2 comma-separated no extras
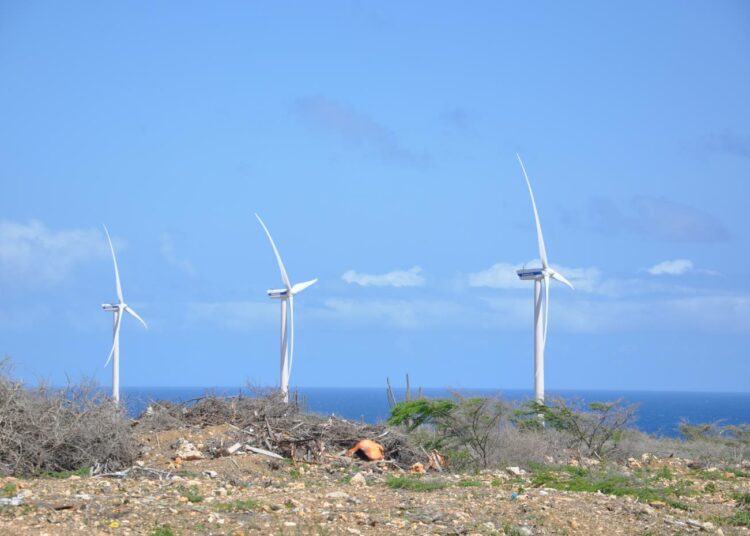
214,499,261,512
730,510,750,527
692,469,726,480
654,466,674,480
385,475,447,492
149,526,176,536
735,493,750,506
704,482,717,493
457,479,483,487
502,523,524,536
530,465,689,510
45,466,90,479
490,479,503,487
338,475,352,484
289,467,301,479
1,484,17,498
726,468,750,478
177,485,204,503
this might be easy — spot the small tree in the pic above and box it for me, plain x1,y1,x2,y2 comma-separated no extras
516,398,638,459
388,395,511,468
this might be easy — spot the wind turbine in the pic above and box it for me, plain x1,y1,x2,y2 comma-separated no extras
101,225,147,403
514,154,574,404
255,214,318,403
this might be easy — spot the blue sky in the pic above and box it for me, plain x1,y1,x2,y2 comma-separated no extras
1,2,748,392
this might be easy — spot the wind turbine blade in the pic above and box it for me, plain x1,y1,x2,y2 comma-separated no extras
103,225,124,303
543,275,550,345
288,295,294,379
551,271,575,290
516,154,549,269
255,214,291,290
125,306,148,329
104,312,122,368
291,278,318,295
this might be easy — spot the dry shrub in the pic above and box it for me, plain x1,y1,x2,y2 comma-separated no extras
490,426,569,468
136,388,423,467
614,427,750,465
0,359,137,476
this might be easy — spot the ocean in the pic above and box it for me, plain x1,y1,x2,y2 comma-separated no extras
121,387,750,438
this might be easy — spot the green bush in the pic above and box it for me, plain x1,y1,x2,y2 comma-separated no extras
516,398,637,459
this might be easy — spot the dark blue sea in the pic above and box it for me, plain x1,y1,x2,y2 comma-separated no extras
121,387,750,438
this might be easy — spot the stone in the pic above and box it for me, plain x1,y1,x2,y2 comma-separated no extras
349,473,367,487
325,491,350,500
626,458,642,469
173,439,205,461
505,466,526,477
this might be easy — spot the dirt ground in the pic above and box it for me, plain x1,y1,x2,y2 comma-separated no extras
1,424,748,535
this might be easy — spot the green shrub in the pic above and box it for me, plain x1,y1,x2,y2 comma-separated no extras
177,485,203,503
385,475,447,491
214,499,261,512
149,527,176,536
516,398,637,459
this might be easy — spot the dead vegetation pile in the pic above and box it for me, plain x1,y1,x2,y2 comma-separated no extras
136,391,423,467
0,360,137,477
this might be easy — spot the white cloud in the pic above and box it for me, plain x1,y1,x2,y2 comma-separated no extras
0,220,109,285
647,259,693,276
160,233,195,276
467,262,601,293
342,266,425,288
468,262,525,289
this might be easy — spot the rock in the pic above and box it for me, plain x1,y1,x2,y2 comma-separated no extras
568,519,579,529
687,519,716,531
505,466,526,477
626,458,642,469
325,491,350,500
519,527,534,536
203,470,218,479
349,473,367,487
173,439,205,461
0,494,24,506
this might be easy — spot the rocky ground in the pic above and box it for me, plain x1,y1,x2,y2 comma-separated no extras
1,424,748,535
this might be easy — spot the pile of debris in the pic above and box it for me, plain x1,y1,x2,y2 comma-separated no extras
136,393,424,468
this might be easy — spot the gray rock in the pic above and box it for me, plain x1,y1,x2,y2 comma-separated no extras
173,438,205,461
349,473,367,487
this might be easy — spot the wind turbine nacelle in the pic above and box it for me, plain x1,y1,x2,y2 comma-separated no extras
101,303,119,312
267,288,289,299
517,268,544,281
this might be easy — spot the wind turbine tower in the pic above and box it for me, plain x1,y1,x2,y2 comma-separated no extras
514,155,574,403
256,214,318,403
101,225,148,403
